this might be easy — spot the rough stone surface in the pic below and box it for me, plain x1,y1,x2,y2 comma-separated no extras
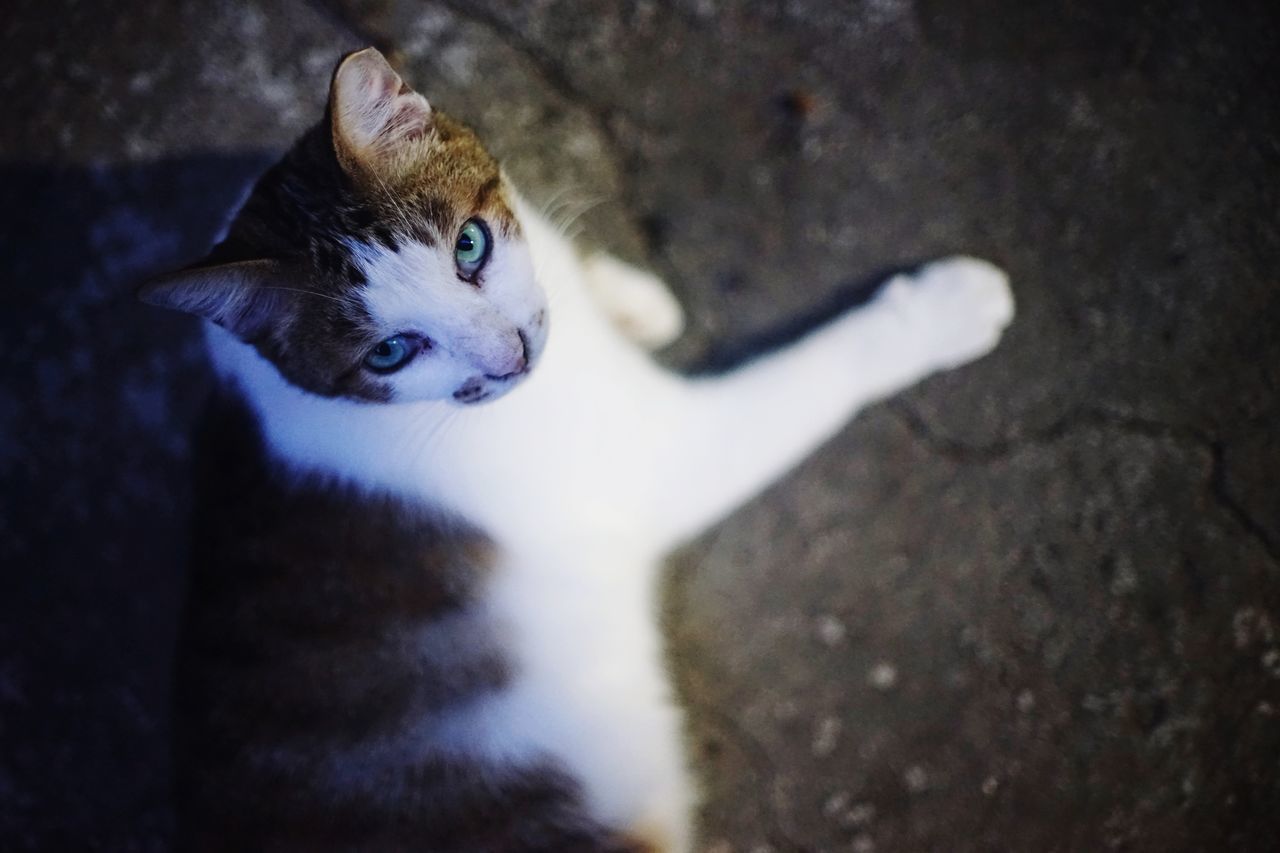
2,1,1278,850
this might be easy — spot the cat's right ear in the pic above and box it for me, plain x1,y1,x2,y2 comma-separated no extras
330,47,433,178
137,259,294,342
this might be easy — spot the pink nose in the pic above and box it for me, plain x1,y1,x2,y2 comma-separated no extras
486,332,529,380
506,351,528,376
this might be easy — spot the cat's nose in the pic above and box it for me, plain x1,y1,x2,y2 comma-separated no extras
511,330,532,372
485,332,529,380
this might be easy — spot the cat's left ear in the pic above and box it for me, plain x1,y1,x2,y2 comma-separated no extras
137,259,295,342
330,47,433,177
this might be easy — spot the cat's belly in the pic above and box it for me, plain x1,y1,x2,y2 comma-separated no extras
435,545,694,851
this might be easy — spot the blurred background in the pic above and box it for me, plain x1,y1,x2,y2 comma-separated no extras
2,1,1278,850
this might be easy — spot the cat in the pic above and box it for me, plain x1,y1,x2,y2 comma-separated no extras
140,48,1013,852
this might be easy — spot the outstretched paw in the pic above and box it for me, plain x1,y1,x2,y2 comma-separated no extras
882,256,1015,370
582,253,686,350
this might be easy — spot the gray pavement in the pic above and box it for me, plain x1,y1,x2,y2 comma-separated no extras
2,1,1277,850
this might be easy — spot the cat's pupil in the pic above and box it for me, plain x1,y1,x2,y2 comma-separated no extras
375,342,393,357
453,219,489,279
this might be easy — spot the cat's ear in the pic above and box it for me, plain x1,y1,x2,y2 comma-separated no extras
330,47,433,176
137,259,294,341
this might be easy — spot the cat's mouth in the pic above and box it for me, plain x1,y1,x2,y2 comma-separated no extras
452,368,529,405
452,327,543,405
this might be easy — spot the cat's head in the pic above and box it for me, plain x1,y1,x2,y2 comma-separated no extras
140,48,547,406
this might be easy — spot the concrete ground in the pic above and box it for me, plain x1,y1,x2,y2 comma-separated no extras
2,1,1278,850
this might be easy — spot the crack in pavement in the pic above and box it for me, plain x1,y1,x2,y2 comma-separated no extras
888,399,1280,568
887,399,1214,462
666,543,813,852
1208,438,1280,569
680,692,814,852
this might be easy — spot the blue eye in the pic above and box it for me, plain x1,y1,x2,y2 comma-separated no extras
364,335,417,373
455,219,490,278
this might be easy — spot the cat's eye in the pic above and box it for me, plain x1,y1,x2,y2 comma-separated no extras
454,219,491,279
364,334,420,373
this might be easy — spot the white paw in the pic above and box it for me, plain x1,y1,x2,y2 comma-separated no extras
582,253,686,350
882,255,1015,370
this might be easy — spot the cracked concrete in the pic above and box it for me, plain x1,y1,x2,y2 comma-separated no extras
892,401,1280,571
2,0,1278,850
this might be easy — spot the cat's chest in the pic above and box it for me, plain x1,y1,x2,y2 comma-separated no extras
234,332,676,548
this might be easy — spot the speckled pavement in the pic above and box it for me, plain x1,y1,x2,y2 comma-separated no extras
2,2,1278,850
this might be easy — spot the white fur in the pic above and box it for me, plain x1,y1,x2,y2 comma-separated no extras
205,191,1013,850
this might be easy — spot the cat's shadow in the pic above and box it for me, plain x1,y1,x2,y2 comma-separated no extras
0,152,275,846
688,265,913,376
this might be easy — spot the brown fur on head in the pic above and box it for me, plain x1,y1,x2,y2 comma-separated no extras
140,48,546,405
328,48,520,240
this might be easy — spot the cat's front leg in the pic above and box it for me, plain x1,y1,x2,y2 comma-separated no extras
648,256,1014,547
581,252,686,350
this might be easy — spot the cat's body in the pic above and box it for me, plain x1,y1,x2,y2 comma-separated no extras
146,50,1013,851
176,392,656,852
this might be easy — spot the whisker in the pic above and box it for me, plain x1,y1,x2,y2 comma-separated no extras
536,185,576,221
536,185,603,236
408,407,463,470
552,195,607,238
257,285,355,307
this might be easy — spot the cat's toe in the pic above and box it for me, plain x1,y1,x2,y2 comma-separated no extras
895,255,1015,369
933,256,1015,330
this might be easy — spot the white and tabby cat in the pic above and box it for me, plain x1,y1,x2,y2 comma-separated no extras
141,48,1013,852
